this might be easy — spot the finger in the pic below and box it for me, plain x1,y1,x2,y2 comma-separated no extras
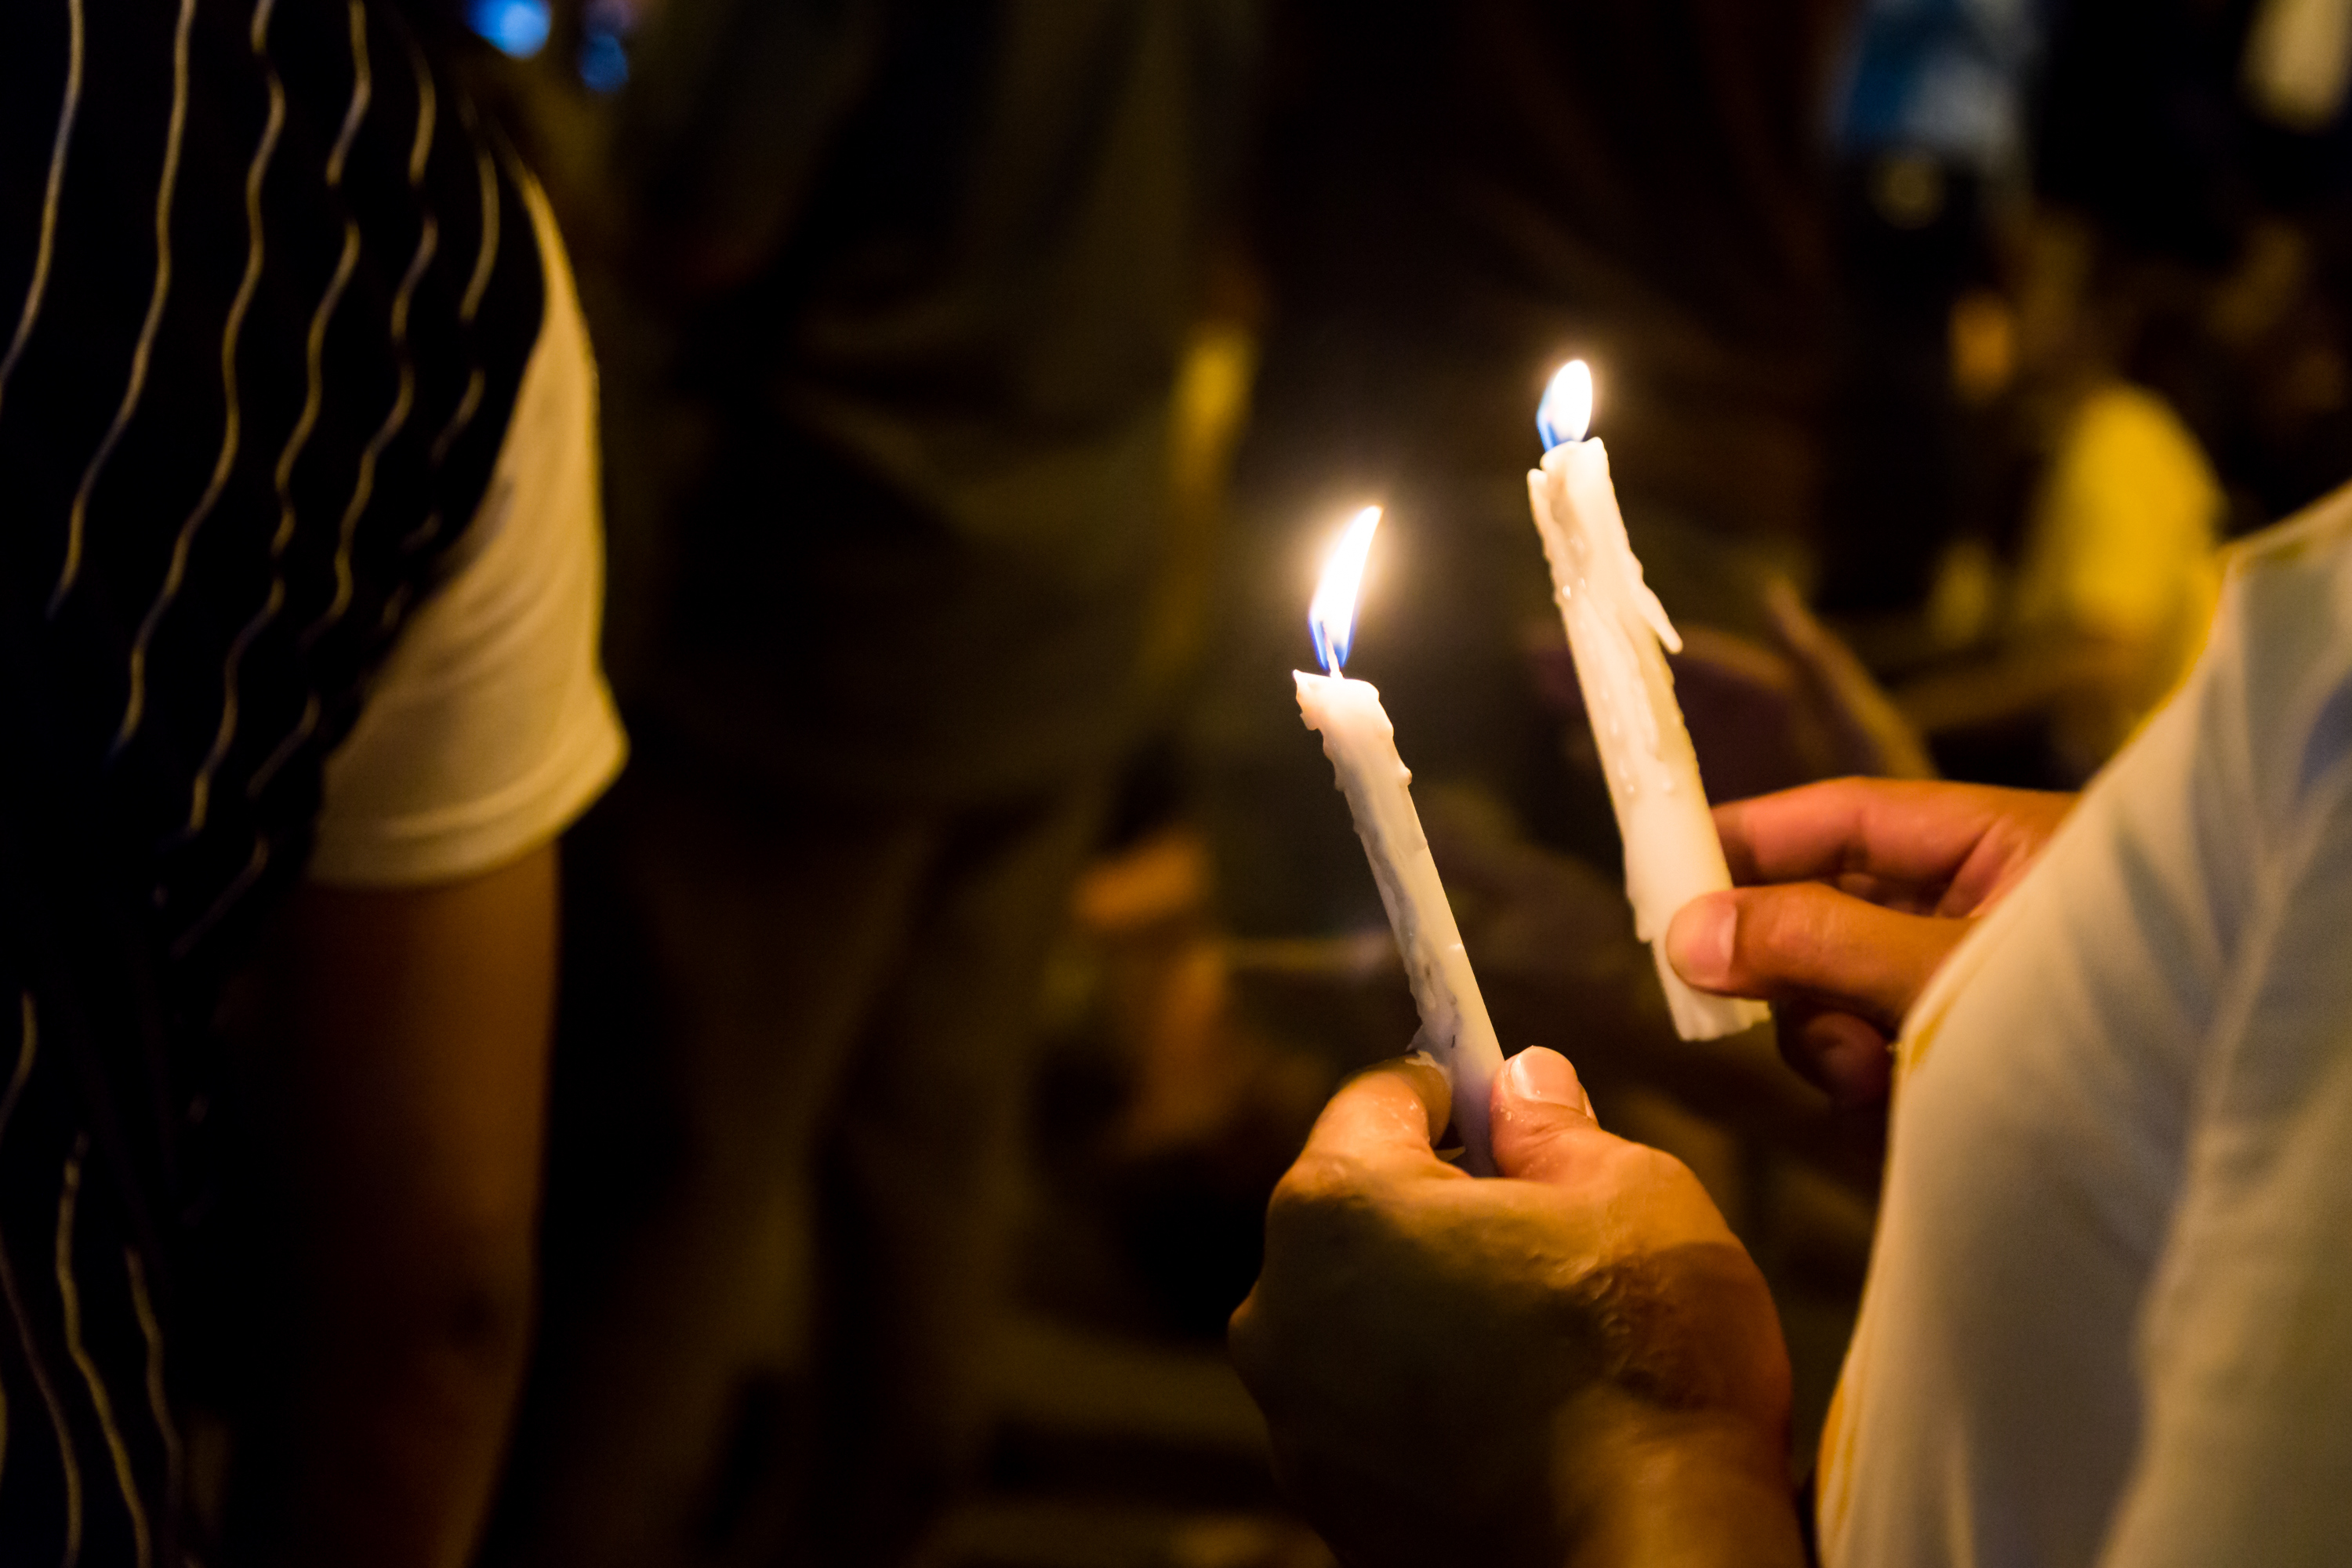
1664,884,1969,1029
1713,779,2063,895
1488,1047,1611,1184
1772,1000,1894,1109
1295,1054,1456,1178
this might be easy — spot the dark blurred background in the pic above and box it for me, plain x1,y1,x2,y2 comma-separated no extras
413,2,2352,1563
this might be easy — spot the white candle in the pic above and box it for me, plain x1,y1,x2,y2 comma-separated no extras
1297,506,1508,1174
1527,362,1768,1041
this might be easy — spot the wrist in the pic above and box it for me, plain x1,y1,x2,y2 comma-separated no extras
1552,1391,1806,1568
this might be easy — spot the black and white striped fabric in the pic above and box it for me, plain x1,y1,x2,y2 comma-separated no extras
0,0,542,1559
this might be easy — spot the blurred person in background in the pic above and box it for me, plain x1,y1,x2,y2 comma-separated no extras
482,5,1261,1566
1869,0,2352,786
0,1,622,1563
1814,0,2038,619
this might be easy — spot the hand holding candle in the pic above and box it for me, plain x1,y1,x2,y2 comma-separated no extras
1527,362,1769,1040
1295,506,1508,1174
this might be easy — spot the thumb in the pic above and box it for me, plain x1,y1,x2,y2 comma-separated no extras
1488,1047,1606,1183
1664,883,1968,1030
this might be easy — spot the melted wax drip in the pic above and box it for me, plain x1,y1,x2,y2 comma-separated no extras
1557,528,1675,804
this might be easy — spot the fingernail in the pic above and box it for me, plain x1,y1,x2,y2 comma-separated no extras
1667,895,1736,986
1503,1047,1585,1109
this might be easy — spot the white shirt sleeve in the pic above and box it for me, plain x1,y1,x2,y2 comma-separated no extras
2096,636,2352,1566
307,172,626,887
1814,489,2352,1568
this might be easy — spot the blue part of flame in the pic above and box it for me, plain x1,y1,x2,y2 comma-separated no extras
1537,360,1592,450
1312,612,1343,673
1307,505,1382,673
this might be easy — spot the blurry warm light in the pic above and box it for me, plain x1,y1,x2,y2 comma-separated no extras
1537,360,1594,448
1949,291,2016,405
1308,506,1383,673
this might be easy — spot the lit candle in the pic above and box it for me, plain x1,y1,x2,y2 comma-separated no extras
1527,362,1768,1041
1296,506,1508,1174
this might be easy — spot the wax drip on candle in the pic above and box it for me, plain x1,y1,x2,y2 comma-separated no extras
1308,505,1383,673
1295,505,1508,1163
1538,365,1679,650
1531,362,1686,801
1526,362,1769,1040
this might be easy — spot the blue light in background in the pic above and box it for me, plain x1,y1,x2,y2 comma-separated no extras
579,29,628,91
578,0,636,93
467,0,550,59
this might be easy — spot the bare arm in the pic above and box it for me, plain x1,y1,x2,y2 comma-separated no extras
227,844,556,1568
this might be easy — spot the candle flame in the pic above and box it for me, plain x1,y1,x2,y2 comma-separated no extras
1537,359,1593,449
1308,505,1383,673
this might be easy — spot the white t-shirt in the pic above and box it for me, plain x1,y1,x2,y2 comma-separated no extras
1817,485,2352,1566
308,177,625,886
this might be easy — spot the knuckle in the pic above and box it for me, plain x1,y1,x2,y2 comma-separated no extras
1265,1156,1396,1264
1227,1297,1272,1388
1269,1152,1365,1221
1266,1155,1338,1218
1593,1138,1716,1217
1497,1114,1589,1178
1727,890,1800,978
1749,884,1843,972
1601,1135,1678,1186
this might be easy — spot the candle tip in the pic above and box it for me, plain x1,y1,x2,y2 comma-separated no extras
1538,360,1593,449
1308,505,1382,673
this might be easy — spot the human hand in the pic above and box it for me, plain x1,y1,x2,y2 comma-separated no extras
1664,778,2075,1107
1230,1051,1803,1568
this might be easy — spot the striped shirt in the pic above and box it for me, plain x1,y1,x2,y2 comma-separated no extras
0,0,545,1559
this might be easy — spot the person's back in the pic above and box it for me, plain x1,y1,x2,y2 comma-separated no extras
0,2,619,1558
